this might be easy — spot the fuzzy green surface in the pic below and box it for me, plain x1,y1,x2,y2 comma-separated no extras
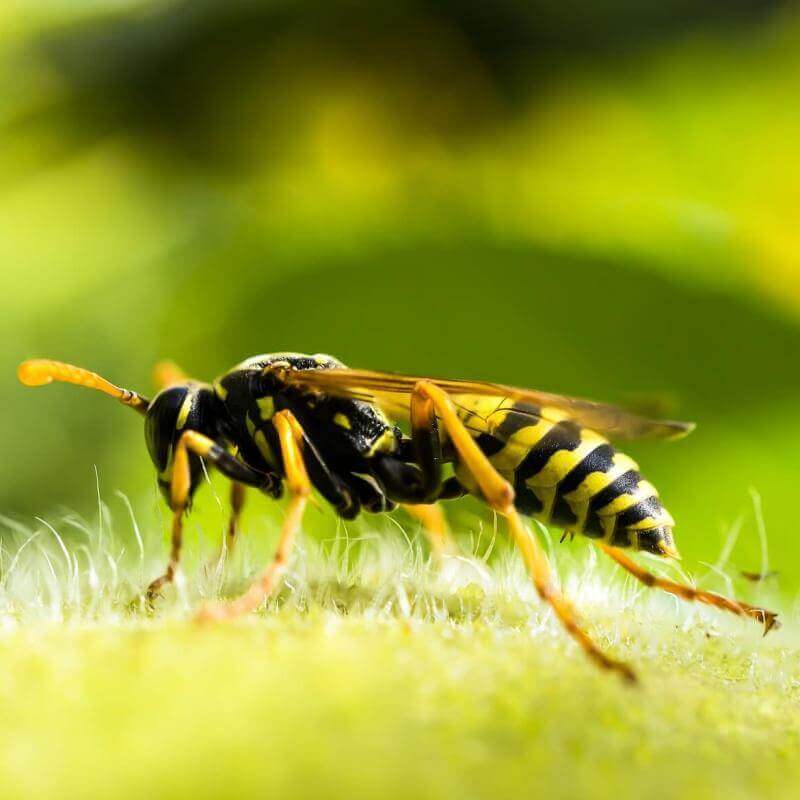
1,512,797,800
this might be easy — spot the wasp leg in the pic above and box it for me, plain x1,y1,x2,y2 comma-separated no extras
225,481,247,558
147,432,280,601
146,432,193,601
410,381,637,683
373,399,443,504
599,544,779,634
206,482,248,575
153,360,189,390
401,503,456,559
196,410,310,621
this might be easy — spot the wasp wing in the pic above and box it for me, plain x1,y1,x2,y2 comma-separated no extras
281,368,695,442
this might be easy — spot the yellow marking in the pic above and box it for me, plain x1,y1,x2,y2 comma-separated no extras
245,415,275,464
254,430,275,465
257,396,276,420
595,480,659,517
452,394,508,431
366,428,398,456
523,433,605,489
312,353,341,366
537,404,571,424
457,398,589,478
333,412,352,430
213,379,228,400
176,393,193,430
486,415,554,474
594,491,638,518
562,451,641,529
626,507,675,530
560,452,639,506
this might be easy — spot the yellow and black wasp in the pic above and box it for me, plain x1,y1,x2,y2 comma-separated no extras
17,354,777,682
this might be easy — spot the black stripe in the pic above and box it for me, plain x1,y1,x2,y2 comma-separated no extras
557,444,615,496
616,496,663,528
610,528,632,548
475,432,505,457
514,485,543,516
583,512,606,539
551,496,578,528
494,403,542,441
515,420,582,483
589,469,641,513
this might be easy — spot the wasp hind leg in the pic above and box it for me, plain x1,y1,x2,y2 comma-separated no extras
598,543,779,634
196,411,312,621
408,381,637,683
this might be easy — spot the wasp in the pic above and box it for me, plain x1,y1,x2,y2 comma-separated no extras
17,354,777,682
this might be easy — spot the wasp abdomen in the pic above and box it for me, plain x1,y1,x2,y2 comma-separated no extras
453,398,676,556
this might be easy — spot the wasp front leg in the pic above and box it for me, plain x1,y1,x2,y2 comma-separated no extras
146,431,280,602
146,434,193,601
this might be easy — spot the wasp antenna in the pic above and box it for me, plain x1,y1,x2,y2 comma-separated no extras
18,359,150,415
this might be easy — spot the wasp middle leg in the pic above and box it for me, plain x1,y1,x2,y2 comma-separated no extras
225,481,247,558
400,381,636,682
196,410,313,621
401,503,455,559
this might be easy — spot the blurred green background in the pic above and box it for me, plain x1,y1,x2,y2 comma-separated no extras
3,0,800,583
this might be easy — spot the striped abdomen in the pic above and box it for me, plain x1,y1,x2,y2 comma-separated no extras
452,396,677,556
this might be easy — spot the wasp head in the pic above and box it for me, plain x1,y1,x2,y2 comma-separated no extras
145,383,222,505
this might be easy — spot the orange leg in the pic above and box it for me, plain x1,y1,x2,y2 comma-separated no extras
208,481,248,571
401,503,455,559
225,482,247,558
599,543,779,634
147,431,272,600
410,381,636,682
146,431,194,600
196,411,309,621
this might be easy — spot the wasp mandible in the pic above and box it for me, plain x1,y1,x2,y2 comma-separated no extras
17,354,778,682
